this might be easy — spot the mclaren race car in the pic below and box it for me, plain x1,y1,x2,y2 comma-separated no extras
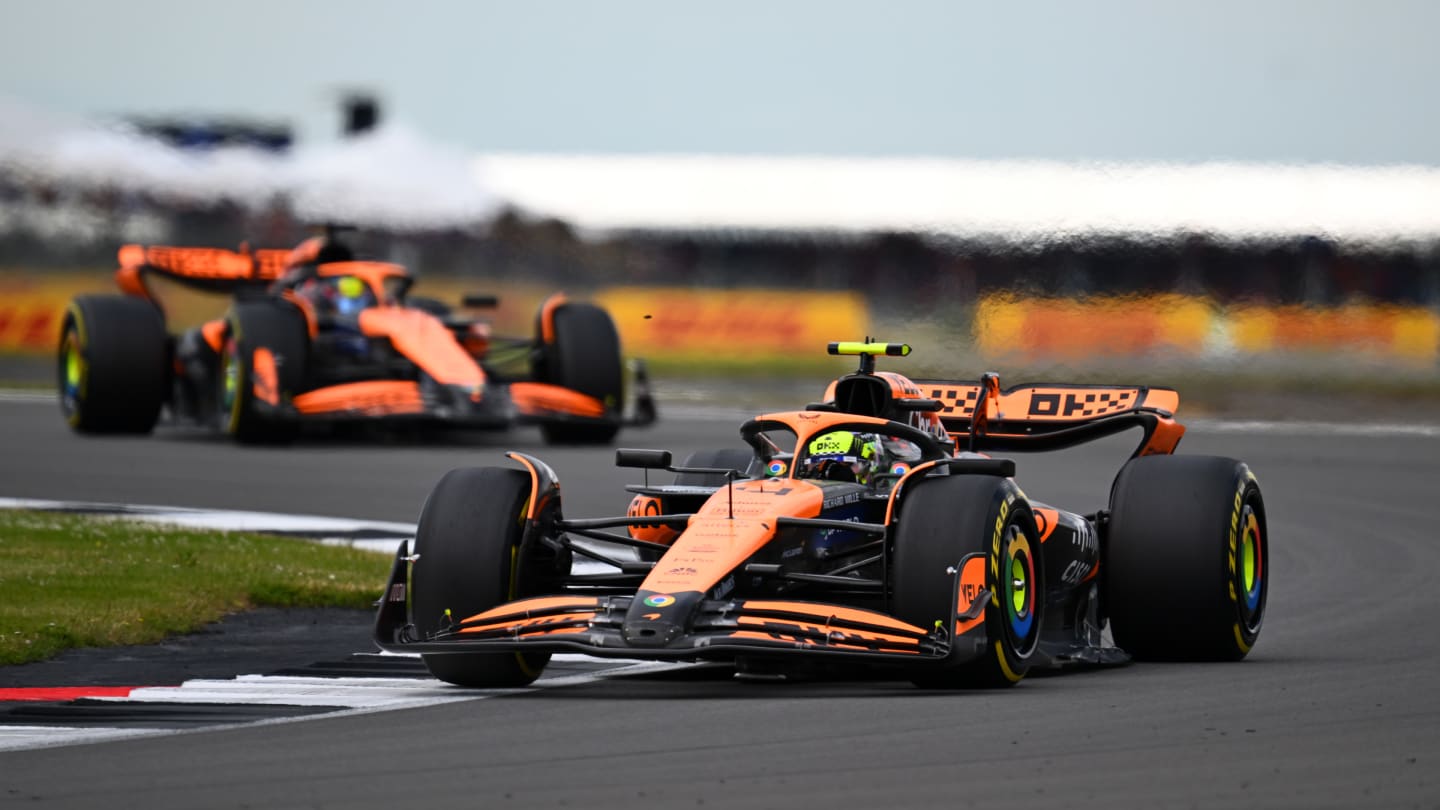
375,341,1268,688
57,230,655,443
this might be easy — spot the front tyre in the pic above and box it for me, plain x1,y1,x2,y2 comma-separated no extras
58,295,167,434
219,301,308,444
411,467,554,687
891,474,1043,688
1105,455,1268,661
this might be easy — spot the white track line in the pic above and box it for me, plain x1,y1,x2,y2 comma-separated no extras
0,390,52,404
0,660,689,753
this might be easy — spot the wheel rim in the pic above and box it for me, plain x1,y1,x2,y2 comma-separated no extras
1237,505,1264,631
1001,526,1037,652
220,337,240,421
59,330,83,415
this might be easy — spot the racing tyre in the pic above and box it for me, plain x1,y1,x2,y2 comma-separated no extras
1105,455,1267,661
219,300,308,444
58,295,167,434
674,448,755,486
891,474,1043,688
411,467,554,687
536,302,624,445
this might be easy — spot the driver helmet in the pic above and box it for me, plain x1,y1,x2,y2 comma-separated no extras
300,275,373,318
332,275,372,317
804,430,882,484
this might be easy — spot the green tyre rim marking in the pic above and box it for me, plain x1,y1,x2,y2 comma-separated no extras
1239,506,1263,629
222,337,241,430
1010,556,1028,615
1001,525,1037,650
60,328,84,421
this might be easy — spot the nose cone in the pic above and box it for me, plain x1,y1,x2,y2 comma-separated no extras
622,591,700,647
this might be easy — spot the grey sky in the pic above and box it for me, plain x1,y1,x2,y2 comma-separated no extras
2,0,1437,165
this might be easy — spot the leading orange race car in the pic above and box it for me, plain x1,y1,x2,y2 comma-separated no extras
56,228,656,443
375,341,1268,689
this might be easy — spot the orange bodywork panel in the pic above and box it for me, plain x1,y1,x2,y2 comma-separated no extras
292,381,425,416
738,601,929,637
1031,507,1061,543
457,596,604,638
731,618,924,651
504,453,545,520
458,613,598,637
114,265,149,299
251,348,280,406
200,319,226,353
718,629,921,654
285,237,326,268
537,292,568,344
1137,415,1186,456
461,596,603,625
954,555,988,636
638,479,825,597
509,382,607,419
357,308,484,388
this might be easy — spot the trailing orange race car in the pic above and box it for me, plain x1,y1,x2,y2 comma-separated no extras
56,229,656,443
375,341,1268,688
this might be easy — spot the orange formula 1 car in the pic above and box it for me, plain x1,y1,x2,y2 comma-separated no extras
57,232,655,443
375,341,1268,688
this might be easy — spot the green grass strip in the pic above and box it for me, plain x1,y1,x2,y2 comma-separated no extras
0,510,391,667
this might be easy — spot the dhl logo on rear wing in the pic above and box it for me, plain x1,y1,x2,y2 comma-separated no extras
919,381,1178,421
915,379,1185,458
115,244,294,299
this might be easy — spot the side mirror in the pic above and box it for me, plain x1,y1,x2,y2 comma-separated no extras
615,448,672,469
462,294,500,308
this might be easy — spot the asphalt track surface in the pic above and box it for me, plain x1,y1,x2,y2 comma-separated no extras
2,394,1439,809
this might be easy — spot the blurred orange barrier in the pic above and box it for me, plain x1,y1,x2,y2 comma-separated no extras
0,274,112,355
977,294,1439,363
596,287,868,357
1228,304,1439,361
975,294,1214,361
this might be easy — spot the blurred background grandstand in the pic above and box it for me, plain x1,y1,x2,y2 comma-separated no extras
3,1,1438,388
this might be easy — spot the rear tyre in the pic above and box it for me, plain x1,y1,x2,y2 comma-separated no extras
1105,455,1267,661
57,295,167,434
219,300,308,444
412,467,554,687
536,302,624,445
891,474,1043,688
674,448,754,486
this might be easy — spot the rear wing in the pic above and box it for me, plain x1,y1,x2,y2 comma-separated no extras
115,244,293,299
914,379,1185,458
